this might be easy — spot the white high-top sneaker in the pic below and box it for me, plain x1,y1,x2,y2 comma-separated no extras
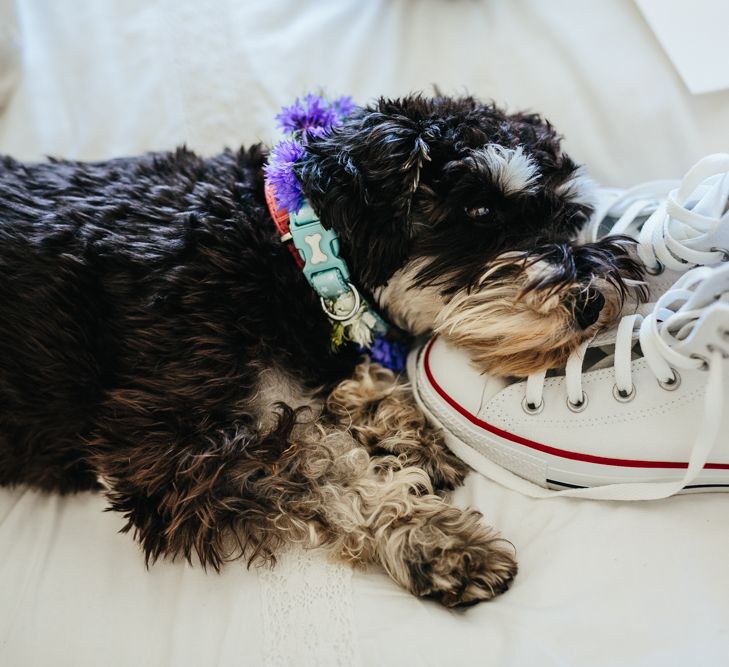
586,153,729,299
410,263,729,501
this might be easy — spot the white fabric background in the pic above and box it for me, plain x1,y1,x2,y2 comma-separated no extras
1,1,728,665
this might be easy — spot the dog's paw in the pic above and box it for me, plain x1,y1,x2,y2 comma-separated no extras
406,507,517,608
425,536,517,608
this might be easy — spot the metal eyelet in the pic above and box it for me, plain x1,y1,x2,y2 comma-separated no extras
566,392,588,413
710,246,729,261
521,397,544,415
320,283,361,321
645,261,665,276
658,368,682,390
612,384,636,403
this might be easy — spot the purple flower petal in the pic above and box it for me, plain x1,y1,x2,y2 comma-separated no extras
330,95,357,121
264,138,306,212
275,93,357,136
276,94,335,134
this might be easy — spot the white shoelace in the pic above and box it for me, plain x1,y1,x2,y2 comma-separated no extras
586,153,729,274
517,266,728,500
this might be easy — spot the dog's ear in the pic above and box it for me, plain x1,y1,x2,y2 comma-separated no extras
297,105,434,288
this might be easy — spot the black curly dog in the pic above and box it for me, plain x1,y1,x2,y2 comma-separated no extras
0,95,643,606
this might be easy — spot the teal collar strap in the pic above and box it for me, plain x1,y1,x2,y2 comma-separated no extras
289,203,354,304
266,183,389,348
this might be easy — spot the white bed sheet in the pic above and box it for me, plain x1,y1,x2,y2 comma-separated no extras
1,1,728,665
0,0,20,108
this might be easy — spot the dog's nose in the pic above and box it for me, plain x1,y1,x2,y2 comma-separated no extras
575,288,604,329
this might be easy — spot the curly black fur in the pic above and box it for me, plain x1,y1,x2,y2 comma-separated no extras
0,146,363,565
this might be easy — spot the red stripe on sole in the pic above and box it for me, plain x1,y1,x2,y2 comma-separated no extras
422,338,729,471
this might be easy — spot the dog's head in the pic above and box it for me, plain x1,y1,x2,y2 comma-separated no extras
297,95,645,376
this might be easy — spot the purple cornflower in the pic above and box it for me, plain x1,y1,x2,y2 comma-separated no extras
268,93,358,212
264,138,306,212
276,93,357,136
276,94,338,135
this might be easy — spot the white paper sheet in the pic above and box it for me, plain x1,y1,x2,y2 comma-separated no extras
636,0,729,94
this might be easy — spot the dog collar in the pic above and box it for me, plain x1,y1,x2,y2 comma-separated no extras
265,182,389,347
263,92,410,369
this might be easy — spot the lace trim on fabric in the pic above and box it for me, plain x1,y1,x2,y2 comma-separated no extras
258,546,361,667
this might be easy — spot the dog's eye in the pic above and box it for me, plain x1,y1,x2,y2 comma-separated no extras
465,206,492,221
570,210,589,227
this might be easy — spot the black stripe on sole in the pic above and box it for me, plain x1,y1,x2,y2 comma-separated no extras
547,478,729,490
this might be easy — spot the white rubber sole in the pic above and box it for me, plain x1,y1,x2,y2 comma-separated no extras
409,341,729,496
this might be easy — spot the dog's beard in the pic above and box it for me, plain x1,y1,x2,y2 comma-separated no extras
433,261,622,378
376,239,646,377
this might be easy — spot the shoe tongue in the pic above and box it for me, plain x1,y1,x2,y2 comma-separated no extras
581,317,645,373
589,325,621,348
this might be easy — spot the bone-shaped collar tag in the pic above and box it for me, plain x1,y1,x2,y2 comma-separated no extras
289,204,350,300
304,233,328,265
